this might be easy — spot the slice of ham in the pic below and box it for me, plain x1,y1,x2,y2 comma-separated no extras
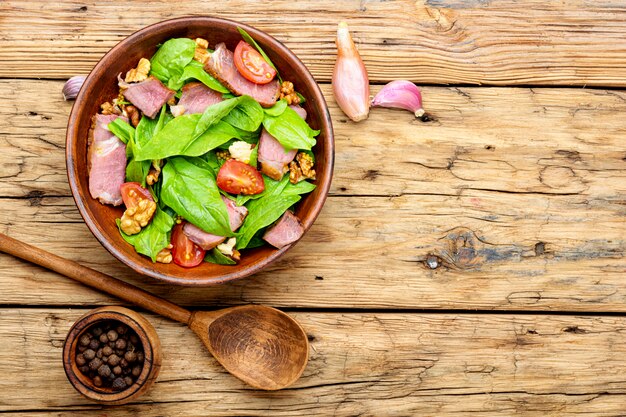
183,197,248,250
204,43,280,108
122,76,175,118
88,114,128,206
263,211,304,249
257,105,307,180
170,82,223,116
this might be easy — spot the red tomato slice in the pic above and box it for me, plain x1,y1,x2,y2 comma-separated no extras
234,41,277,85
120,182,153,208
217,159,265,195
171,223,206,268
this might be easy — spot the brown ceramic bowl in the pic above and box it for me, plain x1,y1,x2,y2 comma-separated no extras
66,17,334,285
62,306,162,405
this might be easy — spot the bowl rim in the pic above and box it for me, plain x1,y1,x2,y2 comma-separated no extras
66,16,334,286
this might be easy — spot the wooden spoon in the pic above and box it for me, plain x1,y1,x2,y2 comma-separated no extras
0,233,309,390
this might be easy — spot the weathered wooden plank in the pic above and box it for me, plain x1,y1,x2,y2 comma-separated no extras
1,309,626,415
1,80,626,199
1,191,624,311
3,1,626,86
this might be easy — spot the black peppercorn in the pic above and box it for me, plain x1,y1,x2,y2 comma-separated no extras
79,334,91,346
112,365,122,375
88,339,99,350
97,364,111,378
76,354,87,366
124,351,137,363
96,348,103,359
116,325,126,335
124,376,133,386
79,365,90,374
99,333,109,343
115,339,127,350
88,358,103,371
108,354,120,367
112,377,127,390
137,352,144,363
92,327,103,337
129,334,139,345
120,358,128,368
107,330,119,342
83,349,96,360
132,365,142,377
93,375,103,387
102,346,113,356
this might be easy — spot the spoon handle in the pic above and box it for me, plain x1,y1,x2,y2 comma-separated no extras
0,232,192,324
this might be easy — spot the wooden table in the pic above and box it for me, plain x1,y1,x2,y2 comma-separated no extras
1,1,625,415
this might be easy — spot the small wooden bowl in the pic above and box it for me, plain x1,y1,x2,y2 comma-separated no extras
62,306,162,405
66,16,334,286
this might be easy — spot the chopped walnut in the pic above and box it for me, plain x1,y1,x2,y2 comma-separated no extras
194,38,211,64
228,141,254,164
231,249,241,262
100,101,120,115
156,244,173,264
217,237,237,256
216,150,232,161
125,58,151,83
167,96,177,106
146,160,162,185
124,105,140,127
119,198,157,235
289,152,316,184
279,81,300,105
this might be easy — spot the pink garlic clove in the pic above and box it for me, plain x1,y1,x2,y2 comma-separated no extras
62,76,86,101
332,22,370,122
371,80,425,118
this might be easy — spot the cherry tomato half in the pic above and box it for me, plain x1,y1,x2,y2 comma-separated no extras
217,159,265,195
234,41,277,85
171,223,206,268
120,182,153,208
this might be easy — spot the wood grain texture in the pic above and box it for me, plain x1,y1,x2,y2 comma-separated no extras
0,80,624,311
3,1,626,86
2,309,626,416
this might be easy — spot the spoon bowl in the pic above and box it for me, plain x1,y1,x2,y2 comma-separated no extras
190,305,308,390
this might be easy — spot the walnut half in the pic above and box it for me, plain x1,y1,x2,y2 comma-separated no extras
125,58,151,83
119,198,156,235
156,244,173,264
289,152,316,184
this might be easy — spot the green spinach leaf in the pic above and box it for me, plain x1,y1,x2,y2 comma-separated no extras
236,176,314,249
117,207,175,262
160,157,232,237
108,118,135,144
263,99,288,117
222,96,264,132
204,248,237,265
134,116,239,161
150,38,196,87
171,60,229,93
262,106,319,151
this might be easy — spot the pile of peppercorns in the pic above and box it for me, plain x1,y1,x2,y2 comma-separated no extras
75,321,145,391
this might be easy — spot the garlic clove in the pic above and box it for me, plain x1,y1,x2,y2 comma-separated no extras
332,22,370,122
62,76,86,101
371,80,425,118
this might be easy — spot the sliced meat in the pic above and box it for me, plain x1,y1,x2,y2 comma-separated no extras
182,223,225,250
172,82,223,116
257,105,307,180
205,43,280,108
183,196,248,250
263,211,304,249
122,76,175,118
257,130,297,180
88,114,128,206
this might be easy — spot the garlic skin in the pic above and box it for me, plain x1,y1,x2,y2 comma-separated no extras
371,80,425,118
62,76,86,101
332,22,370,122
